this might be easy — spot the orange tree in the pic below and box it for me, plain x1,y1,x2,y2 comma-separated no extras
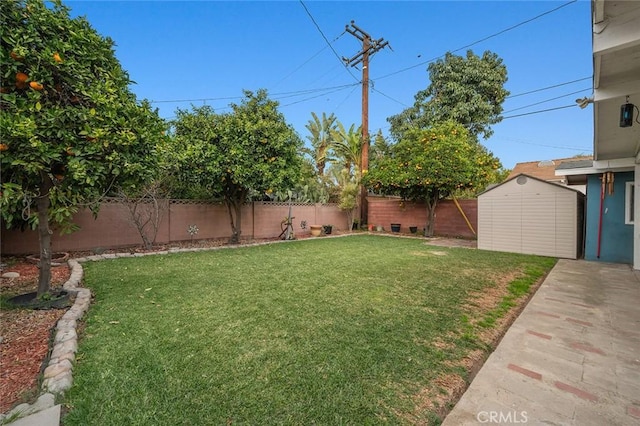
171,90,302,244
0,0,165,296
363,121,501,237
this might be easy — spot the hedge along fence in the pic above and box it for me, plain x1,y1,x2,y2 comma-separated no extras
0,197,477,255
1,199,348,255
367,196,478,238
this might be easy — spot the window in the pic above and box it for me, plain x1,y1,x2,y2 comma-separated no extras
626,181,635,225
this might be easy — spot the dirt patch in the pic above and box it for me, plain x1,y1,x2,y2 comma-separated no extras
411,250,448,257
400,268,548,424
463,271,521,319
424,238,477,249
463,270,534,346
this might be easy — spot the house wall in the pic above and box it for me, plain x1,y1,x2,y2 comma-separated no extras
635,164,640,270
584,171,634,264
478,176,582,259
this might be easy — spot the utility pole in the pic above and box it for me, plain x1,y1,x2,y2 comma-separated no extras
343,20,389,226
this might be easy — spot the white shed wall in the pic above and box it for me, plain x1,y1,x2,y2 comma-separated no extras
478,176,579,258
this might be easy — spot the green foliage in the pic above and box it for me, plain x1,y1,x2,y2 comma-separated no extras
171,90,302,242
163,105,223,199
365,122,500,199
388,50,509,142
303,112,337,177
364,121,501,235
331,121,362,178
370,129,391,163
0,0,165,230
0,0,165,293
338,175,359,229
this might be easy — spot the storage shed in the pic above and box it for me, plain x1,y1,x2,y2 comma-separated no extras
478,174,585,259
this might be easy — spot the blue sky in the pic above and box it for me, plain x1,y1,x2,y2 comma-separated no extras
66,0,594,170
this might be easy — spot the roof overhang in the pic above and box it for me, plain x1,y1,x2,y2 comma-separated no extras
556,156,635,177
591,0,640,162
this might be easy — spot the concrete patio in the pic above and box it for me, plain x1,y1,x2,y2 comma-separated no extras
443,259,640,425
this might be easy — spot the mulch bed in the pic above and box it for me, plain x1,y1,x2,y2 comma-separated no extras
0,261,70,413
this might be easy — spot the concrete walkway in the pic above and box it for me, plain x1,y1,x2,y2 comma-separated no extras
443,260,640,425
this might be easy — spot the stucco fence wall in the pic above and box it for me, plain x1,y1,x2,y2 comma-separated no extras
1,197,477,255
0,200,350,255
367,196,477,238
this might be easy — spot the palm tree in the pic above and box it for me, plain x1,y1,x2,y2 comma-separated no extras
331,121,363,179
303,112,337,177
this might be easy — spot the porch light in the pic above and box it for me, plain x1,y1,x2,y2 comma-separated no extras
620,103,634,127
620,96,634,128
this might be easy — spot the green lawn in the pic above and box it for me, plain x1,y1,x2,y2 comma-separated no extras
63,235,555,425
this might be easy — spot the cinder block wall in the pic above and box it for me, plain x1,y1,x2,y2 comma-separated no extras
366,196,477,238
1,198,477,255
0,201,350,255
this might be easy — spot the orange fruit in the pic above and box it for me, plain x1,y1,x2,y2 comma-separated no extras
16,72,28,83
10,51,23,61
29,81,44,91
15,81,27,90
53,52,62,63
0,143,8,151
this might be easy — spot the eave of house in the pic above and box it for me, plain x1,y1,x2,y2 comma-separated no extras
557,157,635,177
592,0,640,162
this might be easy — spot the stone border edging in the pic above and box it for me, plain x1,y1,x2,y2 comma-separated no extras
0,259,86,425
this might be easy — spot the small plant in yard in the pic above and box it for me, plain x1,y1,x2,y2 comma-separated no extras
187,224,199,241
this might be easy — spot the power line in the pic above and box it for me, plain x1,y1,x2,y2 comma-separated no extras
449,0,578,55
375,103,582,130
280,85,355,108
299,1,359,82
332,84,360,112
502,104,577,119
503,88,591,114
150,83,358,104
507,76,591,99
271,31,346,89
375,0,578,81
371,87,409,107
150,73,589,114
497,137,590,152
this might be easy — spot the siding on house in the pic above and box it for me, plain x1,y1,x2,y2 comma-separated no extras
584,171,634,264
478,175,583,259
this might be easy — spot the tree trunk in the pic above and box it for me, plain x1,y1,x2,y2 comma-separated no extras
36,175,53,297
424,195,438,237
226,194,243,245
